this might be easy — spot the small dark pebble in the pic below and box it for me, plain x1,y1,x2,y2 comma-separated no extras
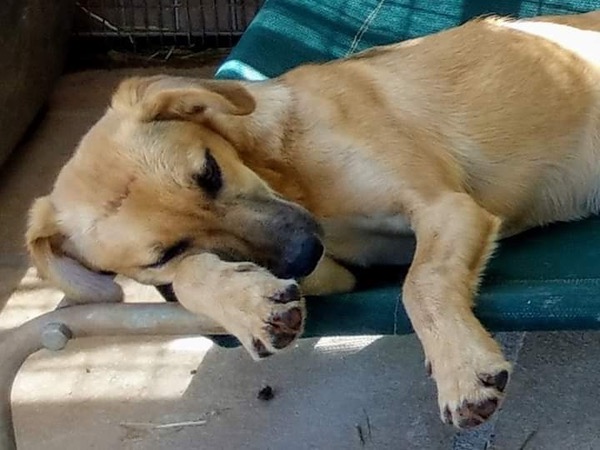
257,385,275,401
190,369,197,375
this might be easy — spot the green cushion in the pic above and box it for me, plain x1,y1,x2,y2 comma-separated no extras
214,0,600,336
304,218,600,337
216,0,597,80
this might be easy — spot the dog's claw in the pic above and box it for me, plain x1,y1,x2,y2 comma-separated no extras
455,397,499,428
252,338,274,359
443,406,453,425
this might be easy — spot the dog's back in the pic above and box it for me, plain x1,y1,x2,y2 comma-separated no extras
279,11,600,235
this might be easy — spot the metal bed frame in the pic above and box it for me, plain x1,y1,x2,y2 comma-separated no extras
0,301,224,450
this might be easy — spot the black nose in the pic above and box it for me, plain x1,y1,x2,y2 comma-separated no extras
276,235,324,279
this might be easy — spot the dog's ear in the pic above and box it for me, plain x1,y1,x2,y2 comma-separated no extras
111,76,256,122
26,196,123,304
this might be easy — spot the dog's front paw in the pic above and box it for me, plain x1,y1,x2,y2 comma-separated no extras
249,282,306,359
430,343,511,429
173,255,306,360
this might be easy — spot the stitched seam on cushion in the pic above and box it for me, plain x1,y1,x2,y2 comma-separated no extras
393,294,401,334
484,278,600,284
346,0,387,56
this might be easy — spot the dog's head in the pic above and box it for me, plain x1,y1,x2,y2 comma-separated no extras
26,75,323,302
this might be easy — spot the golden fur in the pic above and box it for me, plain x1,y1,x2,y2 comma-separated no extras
26,11,600,428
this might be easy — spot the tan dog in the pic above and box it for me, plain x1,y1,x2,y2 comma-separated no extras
26,11,600,428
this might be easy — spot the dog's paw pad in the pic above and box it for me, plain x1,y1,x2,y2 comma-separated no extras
454,397,499,428
269,330,299,349
442,397,501,428
269,284,301,304
478,370,509,392
269,307,304,331
266,306,305,349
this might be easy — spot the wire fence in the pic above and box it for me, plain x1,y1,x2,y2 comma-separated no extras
73,0,263,51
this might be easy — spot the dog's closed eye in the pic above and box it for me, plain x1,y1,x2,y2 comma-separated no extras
144,239,192,269
193,149,222,197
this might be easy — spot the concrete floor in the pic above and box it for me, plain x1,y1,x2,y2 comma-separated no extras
1,67,600,450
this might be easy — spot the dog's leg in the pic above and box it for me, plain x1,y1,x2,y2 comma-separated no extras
403,192,510,429
172,254,305,360
300,256,356,296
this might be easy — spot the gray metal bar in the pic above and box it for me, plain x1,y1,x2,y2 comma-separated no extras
184,0,193,46
0,303,224,450
227,0,235,47
158,0,165,45
199,0,207,45
75,30,245,37
212,0,220,46
142,0,150,45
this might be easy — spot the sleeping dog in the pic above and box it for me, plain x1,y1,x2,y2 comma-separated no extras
26,11,600,428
